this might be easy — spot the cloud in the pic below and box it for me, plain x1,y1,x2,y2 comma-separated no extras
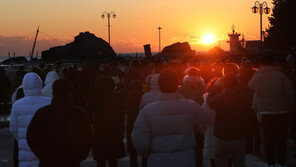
111,38,145,53
0,34,68,57
188,35,200,40
171,36,183,42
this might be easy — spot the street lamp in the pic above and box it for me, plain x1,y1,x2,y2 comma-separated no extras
101,11,116,45
252,1,270,56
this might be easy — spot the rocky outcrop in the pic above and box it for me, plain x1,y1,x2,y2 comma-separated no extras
195,46,228,62
162,42,195,57
41,32,116,62
208,46,226,56
153,42,195,61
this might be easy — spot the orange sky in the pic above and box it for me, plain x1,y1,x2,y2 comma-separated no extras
0,0,272,56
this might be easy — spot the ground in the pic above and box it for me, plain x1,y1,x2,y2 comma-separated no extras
0,127,268,167
1,113,295,167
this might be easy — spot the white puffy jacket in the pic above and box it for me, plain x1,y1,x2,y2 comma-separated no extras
249,66,296,113
10,73,52,167
42,71,60,97
132,93,210,167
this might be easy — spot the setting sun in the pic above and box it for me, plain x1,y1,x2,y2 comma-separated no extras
202,34,215,45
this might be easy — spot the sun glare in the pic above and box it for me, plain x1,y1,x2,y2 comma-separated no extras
202,34,215,45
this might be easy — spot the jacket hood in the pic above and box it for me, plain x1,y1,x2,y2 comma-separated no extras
183,75,205,89
44,71,60,86
22,73,43,96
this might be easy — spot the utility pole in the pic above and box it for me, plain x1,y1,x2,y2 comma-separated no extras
157,26,162,52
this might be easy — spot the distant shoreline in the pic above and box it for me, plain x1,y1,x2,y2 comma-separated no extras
0,52,156,61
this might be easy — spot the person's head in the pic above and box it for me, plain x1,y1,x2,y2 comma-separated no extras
52,78,73,98
22,73,43,96
188,67,201,77
261,56,274,66
222,63,239,76
158,68,179,93
94,76,115,94
45,71,60,86
222,73,239,90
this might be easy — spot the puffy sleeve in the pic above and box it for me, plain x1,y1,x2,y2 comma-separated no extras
131,110,151,157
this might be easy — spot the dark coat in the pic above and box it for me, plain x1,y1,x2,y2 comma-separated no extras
85,94,125,161
0,74,10,102
124,81,143,153
124,82,143,136
208,89,252,141
26,98,93,167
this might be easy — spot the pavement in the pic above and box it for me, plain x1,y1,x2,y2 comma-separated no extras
0,127,269,167
1,112,295,167
0,128,13,167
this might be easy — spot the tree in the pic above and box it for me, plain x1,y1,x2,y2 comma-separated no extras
264,0,296,50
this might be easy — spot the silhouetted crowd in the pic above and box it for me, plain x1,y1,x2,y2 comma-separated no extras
1,55,295,167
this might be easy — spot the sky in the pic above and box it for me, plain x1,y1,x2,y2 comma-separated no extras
0,0,273,56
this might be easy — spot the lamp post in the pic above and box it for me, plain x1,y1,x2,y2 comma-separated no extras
101,11,116,45
252,1,270,57
157,26,162,52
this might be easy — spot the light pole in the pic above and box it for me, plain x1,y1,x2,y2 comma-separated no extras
101,11,116,45
157,26,162,52
252,1,270,57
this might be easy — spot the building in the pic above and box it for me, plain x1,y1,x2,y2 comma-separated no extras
227,25,244,54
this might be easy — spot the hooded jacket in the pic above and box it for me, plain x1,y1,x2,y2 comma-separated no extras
42,71,60,97
10,73,52,167
178,75,206,105
132,93,210,167
140,74,160,110
249,66,296,114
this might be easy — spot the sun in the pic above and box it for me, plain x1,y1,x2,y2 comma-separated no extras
202,34,215,45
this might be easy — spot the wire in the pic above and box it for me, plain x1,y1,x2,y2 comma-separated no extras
39,33,52,48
